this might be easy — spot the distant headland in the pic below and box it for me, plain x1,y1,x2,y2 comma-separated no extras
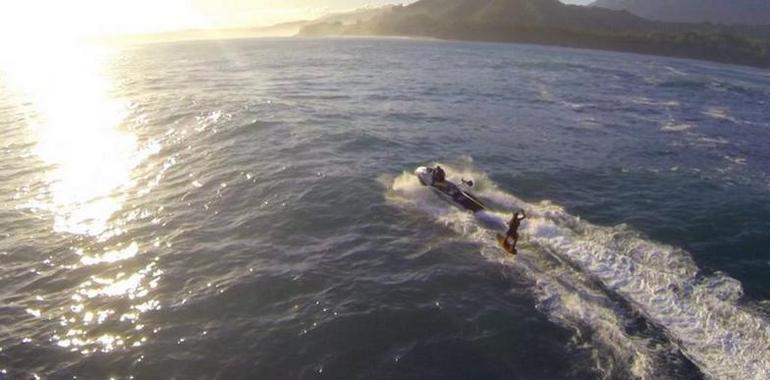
298,0,770,69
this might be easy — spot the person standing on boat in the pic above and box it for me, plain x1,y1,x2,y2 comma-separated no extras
432,165,446,183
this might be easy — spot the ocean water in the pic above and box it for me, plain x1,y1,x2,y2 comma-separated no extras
0,38,769,380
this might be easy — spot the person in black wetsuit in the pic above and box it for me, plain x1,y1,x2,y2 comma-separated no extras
432,165,446,183
505,211,526,251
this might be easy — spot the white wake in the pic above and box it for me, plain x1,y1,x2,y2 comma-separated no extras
385,164,770,380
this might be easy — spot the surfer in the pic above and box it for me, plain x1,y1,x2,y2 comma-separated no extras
504,211,526,251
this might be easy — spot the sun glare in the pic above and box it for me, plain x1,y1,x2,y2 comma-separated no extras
0,0,331,46
0,36,166,352
1,41,138,237
0,0,207,46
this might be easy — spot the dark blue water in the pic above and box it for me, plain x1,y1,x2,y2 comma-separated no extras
0,38,769,380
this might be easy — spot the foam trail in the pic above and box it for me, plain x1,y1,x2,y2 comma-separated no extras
386,165,770,380
473,210,508,231
386,169,664,379
485,188,770,380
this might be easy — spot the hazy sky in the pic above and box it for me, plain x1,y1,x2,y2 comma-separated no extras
0,0,592,40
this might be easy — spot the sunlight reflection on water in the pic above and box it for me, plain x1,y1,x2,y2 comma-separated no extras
1,42,161,354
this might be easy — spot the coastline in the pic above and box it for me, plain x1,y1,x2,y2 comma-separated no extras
298,28,770,70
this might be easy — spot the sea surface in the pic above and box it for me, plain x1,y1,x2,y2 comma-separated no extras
1,38,769,380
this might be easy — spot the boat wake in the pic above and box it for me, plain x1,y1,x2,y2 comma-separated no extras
385,164,770,380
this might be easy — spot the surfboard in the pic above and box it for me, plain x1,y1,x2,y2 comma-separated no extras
497,234,517,255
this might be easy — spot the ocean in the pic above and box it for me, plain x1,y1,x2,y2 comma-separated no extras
0,37,769,379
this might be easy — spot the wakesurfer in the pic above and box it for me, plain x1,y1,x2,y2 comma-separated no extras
504,211,526,252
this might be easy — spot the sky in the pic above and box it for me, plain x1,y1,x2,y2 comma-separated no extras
0,0,592,40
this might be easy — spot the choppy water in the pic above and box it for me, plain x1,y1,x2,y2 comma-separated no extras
1,38,769,380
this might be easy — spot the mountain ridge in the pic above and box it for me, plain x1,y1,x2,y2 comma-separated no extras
299,0,770,68
590,0,770,26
